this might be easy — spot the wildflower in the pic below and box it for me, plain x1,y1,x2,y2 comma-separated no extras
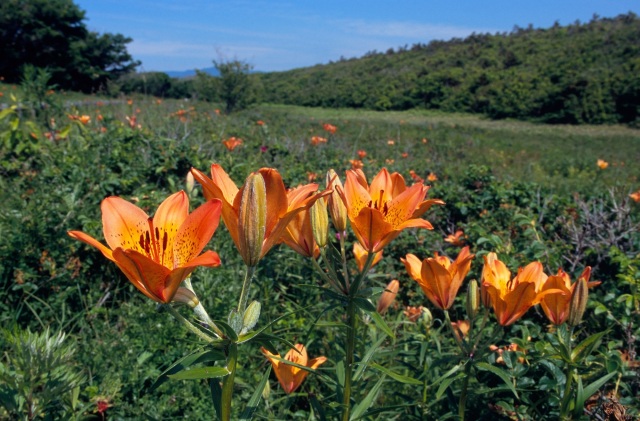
387,140,395,145
222,136,243,151
262,344,327,394
191,165,325,266
539,267,599,325
257,120,265,126
353,242,382,272
597,159,609,169
422,138,428,144
68,192,222,304
402,246,474,310
377,279,399,315
337,168,444,253
629,189,640,202
127,99,133,105
260,146,268,153
444,230,465,247
403,305,424,322
350,159,364,170
481,253,548,326
427,172,438,182
385,159,395,165
78,115,91,125
311,136,327,145
401,152,409,158
451,319,470,343
357,150,367,159
323,123,337,134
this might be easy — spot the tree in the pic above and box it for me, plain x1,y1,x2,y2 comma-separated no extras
214,59,256,113
0,0,139,91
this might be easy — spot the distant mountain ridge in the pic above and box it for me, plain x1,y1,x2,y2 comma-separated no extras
164,67,220,78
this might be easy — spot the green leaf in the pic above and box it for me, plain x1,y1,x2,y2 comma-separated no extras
435,373,465,400
350,376,385,420
168,366,230,381
369,363,422,385
475,362,518,399
353,336,386,382
571,331,607,363
149,348,226,391
367,310,395,339
574,371,617,416
239,366,271,420
352,297,376,312
209,377,223,421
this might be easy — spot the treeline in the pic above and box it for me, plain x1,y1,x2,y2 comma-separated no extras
254,13,640,125
0,0,139,92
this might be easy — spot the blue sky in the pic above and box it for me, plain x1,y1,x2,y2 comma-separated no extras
74,0,638,73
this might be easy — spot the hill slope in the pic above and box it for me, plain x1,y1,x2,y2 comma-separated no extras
257,13,640,125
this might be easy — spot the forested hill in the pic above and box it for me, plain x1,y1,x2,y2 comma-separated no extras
257,13,640,125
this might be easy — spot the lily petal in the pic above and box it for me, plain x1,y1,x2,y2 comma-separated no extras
101,196,149,253
173,199,222,266
67,230,114,261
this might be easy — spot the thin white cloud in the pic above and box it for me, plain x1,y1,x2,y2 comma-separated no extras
342,19,497,40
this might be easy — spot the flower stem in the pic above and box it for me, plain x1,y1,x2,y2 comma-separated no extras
458,360,472,421
341,297,357,421
559,326,575,420
339,233,350,290
165,305,216,343
237,266,256,315
220,342,238,421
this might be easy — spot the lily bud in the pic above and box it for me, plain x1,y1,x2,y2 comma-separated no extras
238,173,267,267
377,279,400,315
242,300,261,334
185,171,195,195
326,169,347,233
568,277,589,327
466,279,480,319
310,195,329,248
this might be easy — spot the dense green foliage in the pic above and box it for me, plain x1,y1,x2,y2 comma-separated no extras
0,0,139,91
257,13,640,125
0,82,639,418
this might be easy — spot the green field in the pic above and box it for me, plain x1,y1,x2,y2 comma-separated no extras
1,93,639,419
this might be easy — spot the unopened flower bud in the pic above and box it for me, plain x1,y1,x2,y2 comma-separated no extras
466,279,480,319
185,171,195,195
377,279,399,315
242,300,261,334
480,281,491,309
326,169,347,233
568,277,589,327
310,195,329,248
238,173,267,267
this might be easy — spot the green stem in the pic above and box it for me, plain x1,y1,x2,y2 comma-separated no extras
458,361,472,421
165,305,216,343
220,343,238,421
237,266,256,315
342,298,357,421
314,250,343,292
559,326,575,420
339,233,350,290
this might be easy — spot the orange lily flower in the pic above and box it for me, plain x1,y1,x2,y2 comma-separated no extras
357,150,367,159
311,136,327,145
539,267,600,325
191,165,324,265
281,186,325,258
222,136,243,151
597,159,609,169
629,189,640,203
444,230,466,247
337,168,444,253
481,253,548,326
403,305,425,322
401,246,474,310
349,159,364,170
353,242,382,272
68,192,222,304
262,344,327,394
322,123,337,134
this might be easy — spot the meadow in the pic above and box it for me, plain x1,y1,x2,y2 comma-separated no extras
1,89,639,420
